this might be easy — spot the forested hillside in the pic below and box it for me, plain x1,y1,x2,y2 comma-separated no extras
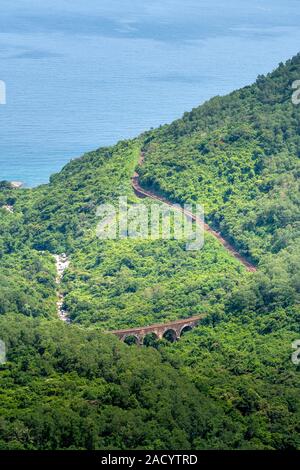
0,55,299,450
139,54,300,263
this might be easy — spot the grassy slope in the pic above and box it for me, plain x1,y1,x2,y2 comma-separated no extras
0,56,299,449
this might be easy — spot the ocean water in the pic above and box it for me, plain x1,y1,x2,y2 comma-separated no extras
0,0,300,187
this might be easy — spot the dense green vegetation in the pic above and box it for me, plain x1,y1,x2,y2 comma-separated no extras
63,236,243,329
0,55,299,450
0,315,223,450
139,54,300,263
0,246,56,318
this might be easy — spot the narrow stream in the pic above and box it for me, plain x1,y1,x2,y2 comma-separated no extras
54,254,70,323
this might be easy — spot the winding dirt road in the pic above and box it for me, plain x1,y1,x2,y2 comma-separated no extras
132,153,256,272
55,153,256,335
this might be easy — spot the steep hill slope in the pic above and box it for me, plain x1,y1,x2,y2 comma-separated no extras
139,54,300,264
0,55,299,450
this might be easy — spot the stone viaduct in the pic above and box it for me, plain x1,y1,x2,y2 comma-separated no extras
110,315,205,345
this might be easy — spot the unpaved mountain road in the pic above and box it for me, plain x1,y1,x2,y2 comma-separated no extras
132,153,256,272
54,153,256,333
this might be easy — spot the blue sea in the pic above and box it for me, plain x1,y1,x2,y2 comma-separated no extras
0,0,300,187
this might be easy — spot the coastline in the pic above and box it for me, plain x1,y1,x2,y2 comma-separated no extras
10,181,23,189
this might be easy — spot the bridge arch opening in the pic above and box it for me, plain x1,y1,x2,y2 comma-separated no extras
124,335,140,346
180,325,193,336
143,332,159,347
163,329,178,343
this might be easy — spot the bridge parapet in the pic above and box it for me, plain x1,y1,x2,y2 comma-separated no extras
110,315,205,345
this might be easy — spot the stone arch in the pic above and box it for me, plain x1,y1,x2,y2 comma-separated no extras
143,332,159,347
163,329,178,343
180,325,193,336
123,334,140,345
